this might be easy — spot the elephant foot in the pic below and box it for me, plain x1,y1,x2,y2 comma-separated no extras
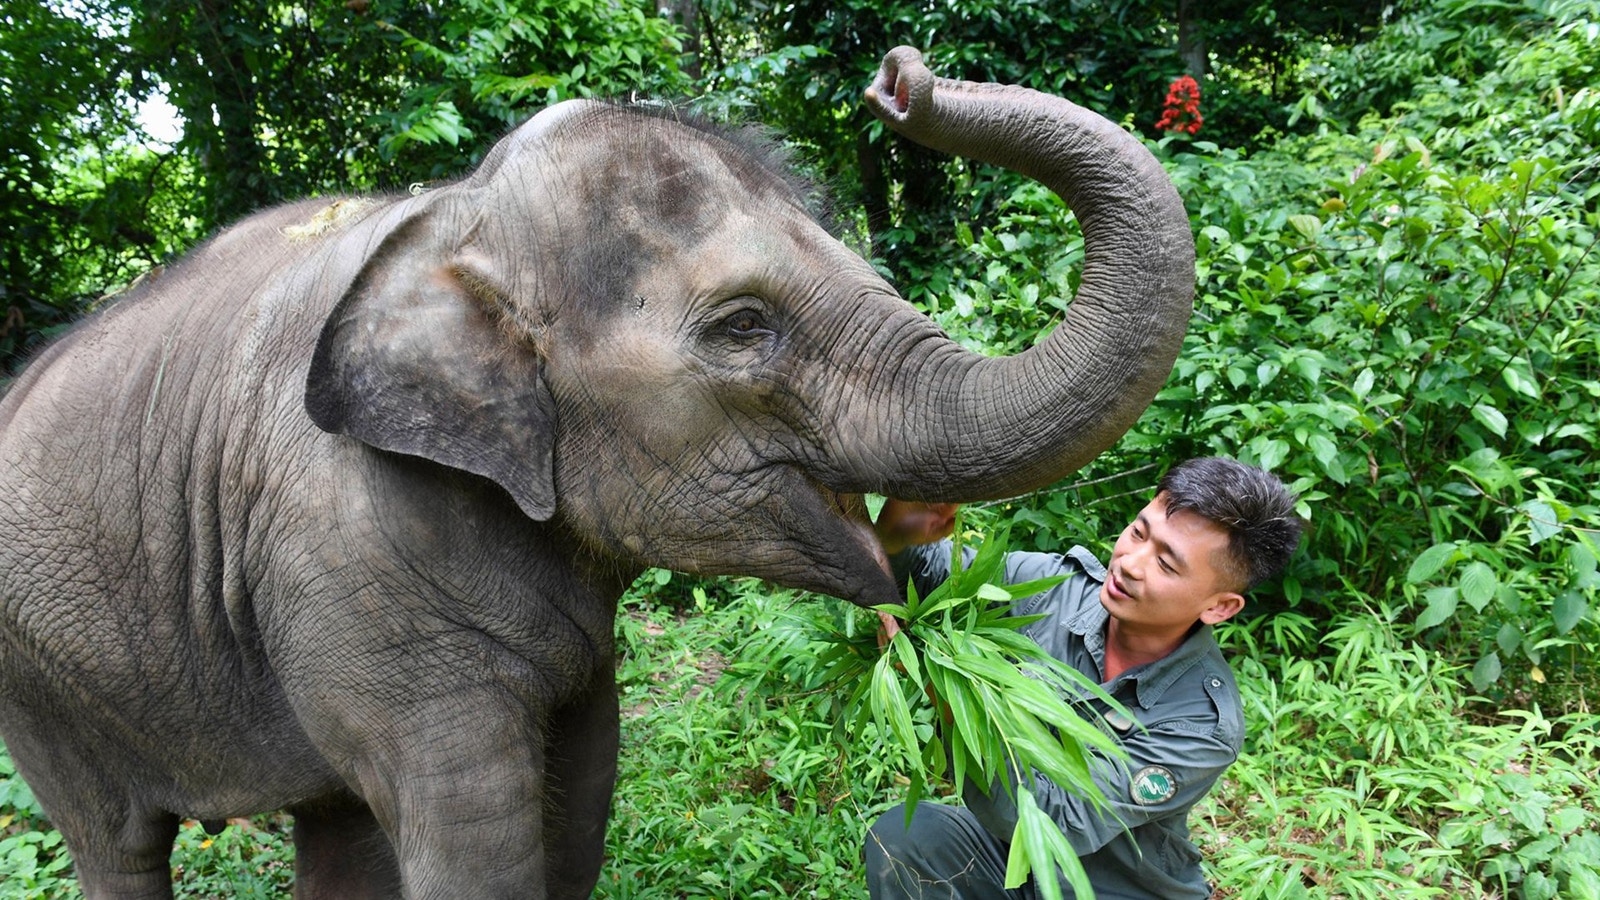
290,797,402,900
69,812,180,900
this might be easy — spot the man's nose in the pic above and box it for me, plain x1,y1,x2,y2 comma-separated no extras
1122,545,1149,580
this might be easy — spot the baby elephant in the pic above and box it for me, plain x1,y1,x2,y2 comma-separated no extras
0,47,1192,898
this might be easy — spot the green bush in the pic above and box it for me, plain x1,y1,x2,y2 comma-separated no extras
374,0,691,168
603,579,889,898
1200,610,1600,899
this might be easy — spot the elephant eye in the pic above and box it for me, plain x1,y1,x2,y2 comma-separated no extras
724,308,772,340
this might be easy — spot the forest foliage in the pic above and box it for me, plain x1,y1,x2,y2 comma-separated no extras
1,0,1598,896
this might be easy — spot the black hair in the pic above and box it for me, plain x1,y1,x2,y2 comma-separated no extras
616,101,842,236
1156,457,1304,592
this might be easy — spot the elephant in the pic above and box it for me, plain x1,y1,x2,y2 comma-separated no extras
0,47,1193,899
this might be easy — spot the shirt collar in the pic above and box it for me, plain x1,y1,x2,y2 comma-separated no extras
1060,546,1216,708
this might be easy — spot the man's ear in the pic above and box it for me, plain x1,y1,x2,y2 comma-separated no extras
1199,591,1246,626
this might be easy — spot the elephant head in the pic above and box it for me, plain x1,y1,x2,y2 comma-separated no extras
306,47,1194,609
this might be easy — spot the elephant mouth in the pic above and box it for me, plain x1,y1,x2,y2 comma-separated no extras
821,488,888,567
819,486,895,591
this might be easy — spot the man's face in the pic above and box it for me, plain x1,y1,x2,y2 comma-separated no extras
1099,492,1243,636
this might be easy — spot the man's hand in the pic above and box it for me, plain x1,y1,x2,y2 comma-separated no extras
873,499,957,646
874,499,960,557
874,498,959,722
876,610,903,647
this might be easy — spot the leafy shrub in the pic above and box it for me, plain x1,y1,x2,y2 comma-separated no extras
373,0,691,170
170,818,294,899
602,579,886,898
1199,610,1600,899
0,744,72,899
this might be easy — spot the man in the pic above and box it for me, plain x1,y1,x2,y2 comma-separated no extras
865,456,1304,899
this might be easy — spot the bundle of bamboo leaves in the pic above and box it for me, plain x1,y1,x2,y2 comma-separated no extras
819,524,1131,900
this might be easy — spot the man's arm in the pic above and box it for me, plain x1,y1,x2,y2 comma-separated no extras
875,500,960,639
962,702,1238,856
875,499,960,558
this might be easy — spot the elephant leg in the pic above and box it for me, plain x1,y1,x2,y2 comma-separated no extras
0,717,177,899
323,695,549,898
543,670,621,900
290,795,401,900
58,810,179,900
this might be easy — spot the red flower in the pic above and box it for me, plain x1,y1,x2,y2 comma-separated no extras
1156,75,1203,136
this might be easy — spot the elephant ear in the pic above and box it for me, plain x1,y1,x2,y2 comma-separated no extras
305,211,558,521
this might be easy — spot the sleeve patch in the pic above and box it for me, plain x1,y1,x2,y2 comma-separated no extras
1131,766,1178,805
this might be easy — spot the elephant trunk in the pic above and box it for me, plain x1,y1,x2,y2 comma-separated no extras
849,47,1194,501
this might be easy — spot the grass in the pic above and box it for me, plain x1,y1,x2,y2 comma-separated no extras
3,574,1598,898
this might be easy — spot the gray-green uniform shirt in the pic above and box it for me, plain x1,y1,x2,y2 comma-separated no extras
889,540,1243,899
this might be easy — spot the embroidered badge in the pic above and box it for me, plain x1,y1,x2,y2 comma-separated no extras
1131,766,1177,805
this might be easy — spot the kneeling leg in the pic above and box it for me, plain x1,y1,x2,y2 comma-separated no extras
865,802,1019,900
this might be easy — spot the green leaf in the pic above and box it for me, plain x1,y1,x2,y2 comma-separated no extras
1415,586,1458,630
1292,355,1322,385
1570,538,1599,588
1470,403,1508,438
1495,621,1521,655
1481,819,1513,846
1403,134,1432,166
1519,500,1561,545
1551,806,1586,836
870,656,918,764
1250,436,1289,472
1004,576,1069,603
1257,360,1281,387
1288,214,1323,240
1502,366,1540,399
874,603,912,621
934,672,986,788
1553,590,1588,635
976,583,1013,603
889,632,923,686
1307,433,1338,467
911,589,967,622
1407,542,1459,584
1352,368,1376,401
1459,562,1498,612
1523,871,1558,900
1471,652,1503,691
1003,788,1093,900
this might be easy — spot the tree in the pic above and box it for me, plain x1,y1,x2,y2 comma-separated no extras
2,0,690,376
121,0,690,225
0,0,179,370
683,0,1392,294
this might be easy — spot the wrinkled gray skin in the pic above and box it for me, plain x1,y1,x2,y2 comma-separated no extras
0,48,1192,899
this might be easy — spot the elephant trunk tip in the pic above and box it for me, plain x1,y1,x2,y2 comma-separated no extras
865,46,932,125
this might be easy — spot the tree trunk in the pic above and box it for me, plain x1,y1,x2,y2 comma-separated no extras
1178,0,1208,78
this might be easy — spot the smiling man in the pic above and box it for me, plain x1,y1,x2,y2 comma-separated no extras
866,457,1304,899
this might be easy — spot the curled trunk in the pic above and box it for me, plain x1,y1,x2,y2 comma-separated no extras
851,47,1194,501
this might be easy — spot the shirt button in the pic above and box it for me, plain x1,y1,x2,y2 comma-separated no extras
1210,678,1222,688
